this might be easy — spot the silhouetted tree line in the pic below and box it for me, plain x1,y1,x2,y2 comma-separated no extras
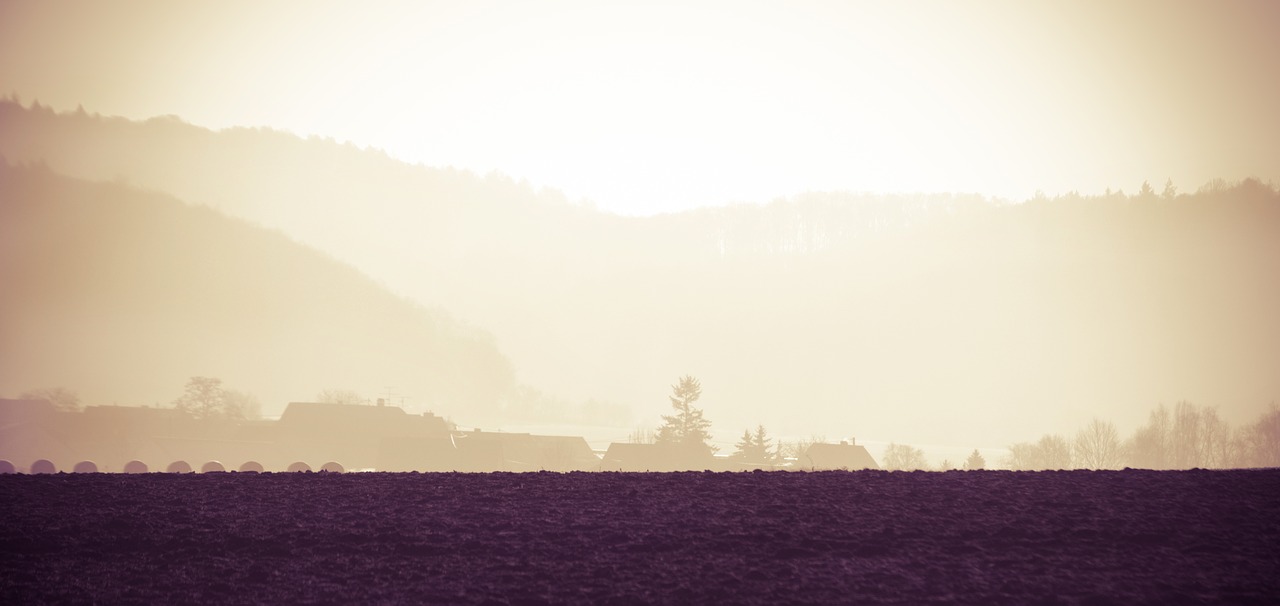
18,379,261,421
1004,403,1280,470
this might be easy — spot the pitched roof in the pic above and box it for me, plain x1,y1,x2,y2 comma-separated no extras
278,402,449,438
800,443,880,470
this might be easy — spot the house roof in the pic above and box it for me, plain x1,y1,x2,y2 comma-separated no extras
800,442,880,470
278,402,450,438
0,399,56,427
602,442,714,471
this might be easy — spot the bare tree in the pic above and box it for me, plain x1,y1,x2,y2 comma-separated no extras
173,377,252,421
1074,419,1122,469
1126,404,1171,469
1002,442,1039,470
316,388,365,406
779,434,827,464
19,387,81,412
627,426,656,444
1199,407,1236,468
1003,435,1072,470
173,377,225,420
1245,404,1280,468
224,389,262,420
1171,401,1205,468
882,443,927,471
1036,434,1073,469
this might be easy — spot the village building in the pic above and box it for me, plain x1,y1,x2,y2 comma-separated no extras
797,440,880,470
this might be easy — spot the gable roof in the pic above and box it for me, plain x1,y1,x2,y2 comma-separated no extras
602,442,714,471
278,402,449,439
799,442,880,470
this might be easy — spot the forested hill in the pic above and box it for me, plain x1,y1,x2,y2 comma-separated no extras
0,162,515,417
3,99,1278,447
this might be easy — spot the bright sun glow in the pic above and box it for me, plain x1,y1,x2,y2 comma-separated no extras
3,0,1277,214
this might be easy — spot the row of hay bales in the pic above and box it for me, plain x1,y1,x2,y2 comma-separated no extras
0,459,347,474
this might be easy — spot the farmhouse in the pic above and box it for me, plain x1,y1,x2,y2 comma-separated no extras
601,443,716,471
798,440,880,470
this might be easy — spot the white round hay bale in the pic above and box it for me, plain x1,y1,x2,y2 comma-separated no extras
0,460,15,474
166,460,193,473
73,460,99,473
30,459,57,474
238,461,264,473
123,460,149,474
286,461,312,473
200,460,226,473
320,461,345,473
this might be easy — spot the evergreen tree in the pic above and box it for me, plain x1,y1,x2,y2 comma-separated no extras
964,449,986,470
731,424,780,465
656,375,716,454
752,424,779,465
1138,180,1156,198
732,429,755,460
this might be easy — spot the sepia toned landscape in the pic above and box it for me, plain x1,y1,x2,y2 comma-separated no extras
2,0,1279,603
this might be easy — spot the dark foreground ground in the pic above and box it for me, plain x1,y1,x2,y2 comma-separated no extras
2,470,1278,605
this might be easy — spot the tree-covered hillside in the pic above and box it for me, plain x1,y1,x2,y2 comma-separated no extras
0,162,514,417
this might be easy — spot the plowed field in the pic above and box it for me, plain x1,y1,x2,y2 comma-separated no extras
2,470,1277,604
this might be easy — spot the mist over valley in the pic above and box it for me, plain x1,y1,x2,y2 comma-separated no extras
3,100,1277,455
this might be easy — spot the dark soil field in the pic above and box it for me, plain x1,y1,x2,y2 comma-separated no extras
2,470,1277,604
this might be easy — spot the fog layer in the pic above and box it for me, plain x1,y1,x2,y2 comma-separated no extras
2,102,1277,447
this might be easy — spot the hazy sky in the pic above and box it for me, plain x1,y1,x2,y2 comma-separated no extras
3,0,1278,215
